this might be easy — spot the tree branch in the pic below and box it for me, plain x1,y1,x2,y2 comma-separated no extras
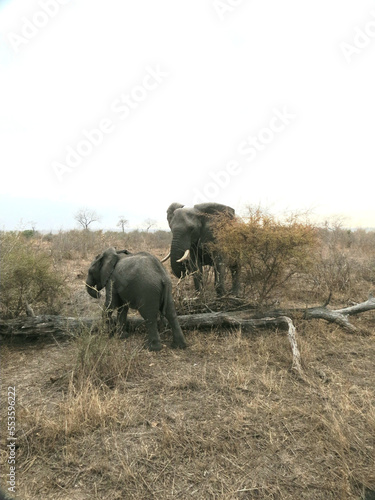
261,295,375,333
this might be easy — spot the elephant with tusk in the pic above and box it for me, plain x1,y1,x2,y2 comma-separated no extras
164,202,240,296
86,247,187,351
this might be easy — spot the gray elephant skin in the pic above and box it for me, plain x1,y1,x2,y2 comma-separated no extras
166,202,240,296
85,247,187,351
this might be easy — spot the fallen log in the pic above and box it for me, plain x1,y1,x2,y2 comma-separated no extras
0,312,296,338
179,312,302,373
2,296,373,339
0,311,303,375
0,315,97,339
1,296,374,375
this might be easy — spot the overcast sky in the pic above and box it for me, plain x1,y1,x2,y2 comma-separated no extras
0,0,374,231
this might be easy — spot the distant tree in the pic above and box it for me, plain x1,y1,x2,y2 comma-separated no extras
22,230,35,239
117,216,129,233
21,221,38,238
143,218,157,233
74,208,101,230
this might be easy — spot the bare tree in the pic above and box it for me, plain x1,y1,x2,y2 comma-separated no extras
28,221,37,233
74,208,101,230
143,218,157,233
117,216,129,233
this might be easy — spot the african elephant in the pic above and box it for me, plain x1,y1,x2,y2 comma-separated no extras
85,248,187,351
164,202,240,296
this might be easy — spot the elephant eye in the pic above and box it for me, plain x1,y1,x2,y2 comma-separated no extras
186,220,197,231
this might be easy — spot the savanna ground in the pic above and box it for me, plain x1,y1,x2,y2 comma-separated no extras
1,224,375,499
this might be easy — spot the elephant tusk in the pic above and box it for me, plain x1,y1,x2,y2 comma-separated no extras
176,249,190,263
160,252,171,263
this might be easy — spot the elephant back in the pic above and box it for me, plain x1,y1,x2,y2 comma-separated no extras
194,203,235,218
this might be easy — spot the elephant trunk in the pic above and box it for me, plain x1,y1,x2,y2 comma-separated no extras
85,273,101,299
170,233,191,278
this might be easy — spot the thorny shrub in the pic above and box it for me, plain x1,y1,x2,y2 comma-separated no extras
212,207,318,304
308,221,375,299
0,232,66,318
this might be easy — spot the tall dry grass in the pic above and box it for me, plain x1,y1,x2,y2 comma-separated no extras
1,224,374,499
6,325,374,499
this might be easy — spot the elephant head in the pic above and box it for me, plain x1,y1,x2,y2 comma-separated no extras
167,202,184,228
85,247,119,298
166,202,235,279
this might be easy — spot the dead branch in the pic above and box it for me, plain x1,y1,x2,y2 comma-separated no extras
280,316,302,374
330,294,375,316
261,295,375,333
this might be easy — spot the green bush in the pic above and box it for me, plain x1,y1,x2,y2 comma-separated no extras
0,232,66,318
21,229,38,239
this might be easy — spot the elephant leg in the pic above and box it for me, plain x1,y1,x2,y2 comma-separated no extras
103,289,121,337
191,259,203,293
117,304,129,337
102,309,116,335
102,299,115,335
214,260,226,297
163,295,187,349
139,304,162,351
230,262,241,296
144,320,162,351
192,270,203,293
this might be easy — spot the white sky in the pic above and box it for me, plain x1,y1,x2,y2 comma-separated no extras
0,0,374,231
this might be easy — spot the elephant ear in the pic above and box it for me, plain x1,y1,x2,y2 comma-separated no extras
167,202,185,228
194,203,235,218
99,247,119,289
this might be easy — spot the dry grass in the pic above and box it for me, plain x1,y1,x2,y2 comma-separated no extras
1,321,375,499
1,229,375,499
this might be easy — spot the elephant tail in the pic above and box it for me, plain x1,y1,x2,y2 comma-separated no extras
160,279,171,317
